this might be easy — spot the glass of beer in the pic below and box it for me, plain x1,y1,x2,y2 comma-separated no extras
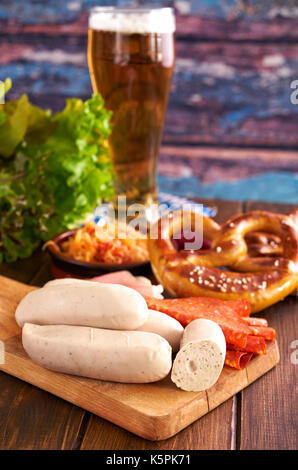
88,7,176,214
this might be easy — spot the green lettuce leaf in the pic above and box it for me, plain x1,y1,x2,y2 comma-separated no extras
0,81,114,262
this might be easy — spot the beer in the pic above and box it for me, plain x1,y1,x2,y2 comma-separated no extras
88,8,175,210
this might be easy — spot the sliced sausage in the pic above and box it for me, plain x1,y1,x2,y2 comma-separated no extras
171,318,226,392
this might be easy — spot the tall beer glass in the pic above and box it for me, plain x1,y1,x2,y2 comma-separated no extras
88,7,175,212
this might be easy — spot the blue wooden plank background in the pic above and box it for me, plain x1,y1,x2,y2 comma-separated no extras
0,0,297,203
1,1,298,23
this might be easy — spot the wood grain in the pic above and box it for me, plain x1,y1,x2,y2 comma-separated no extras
239,200,298,450
79,401,234,450
0,249,49,284
176,14,298,41
0,198,296,449
1,4,298,40
0,255,85,451
0,372,85,450
80,198,243,449
2,22,298,150
159,146,298,191
0,198,238,450
0,277,279,441
160,146,298,164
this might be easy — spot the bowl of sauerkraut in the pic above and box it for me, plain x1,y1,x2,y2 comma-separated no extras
45,220,150,276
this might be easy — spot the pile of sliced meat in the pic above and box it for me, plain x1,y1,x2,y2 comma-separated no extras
145,297,275,370
90,271,276,370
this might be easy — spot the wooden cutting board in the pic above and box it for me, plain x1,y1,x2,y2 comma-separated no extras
0,274,279,441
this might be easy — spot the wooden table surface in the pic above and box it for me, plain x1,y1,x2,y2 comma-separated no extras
0,198,297,450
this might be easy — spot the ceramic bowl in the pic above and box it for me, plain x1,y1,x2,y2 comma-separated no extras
46,229,150,278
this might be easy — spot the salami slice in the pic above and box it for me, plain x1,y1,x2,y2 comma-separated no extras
225,350,253,370
145,296,275,359
227,335,266,355
145,297,249,348
248,326,276,341
178,297,250,317
145,298,251,329
222,299,251,317
241,317,268,327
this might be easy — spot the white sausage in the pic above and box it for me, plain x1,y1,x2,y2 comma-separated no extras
43,278,97,288
44,277,164,298
136,309,184,352
22,323,172,383
15,282,148,330
171,319,226,392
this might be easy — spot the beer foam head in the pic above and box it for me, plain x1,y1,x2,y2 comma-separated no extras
89,7,176,34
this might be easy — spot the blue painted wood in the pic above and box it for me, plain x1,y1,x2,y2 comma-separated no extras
1,1,297,203
1,1,297,24
168,41,298,146
1,2,298,41
2,35,298,147
175,0,298,19
158,172,298,204
158,146,298,203
0,1,173,25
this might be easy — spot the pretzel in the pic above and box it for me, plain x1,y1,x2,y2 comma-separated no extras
246,209,297,257
147,210,298,313
290,208,298,226
232,208,298,272
245,232,282,257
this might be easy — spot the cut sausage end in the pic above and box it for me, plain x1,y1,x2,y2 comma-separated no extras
171,318,226,392
171,340,225,392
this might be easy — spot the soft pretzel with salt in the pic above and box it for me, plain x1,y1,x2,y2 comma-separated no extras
148,210,298,313
232,209,298,272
